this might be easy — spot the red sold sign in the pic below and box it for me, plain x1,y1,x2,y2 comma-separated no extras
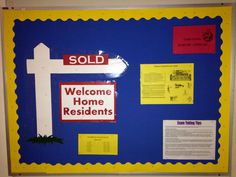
63,54,108,65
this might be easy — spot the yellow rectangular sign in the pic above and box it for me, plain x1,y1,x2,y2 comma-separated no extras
78,134,118,155
141,63,194,104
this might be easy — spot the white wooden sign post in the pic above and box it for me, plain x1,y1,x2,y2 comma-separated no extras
27,43,127,136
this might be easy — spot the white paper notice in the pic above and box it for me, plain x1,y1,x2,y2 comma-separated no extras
163,120,216,160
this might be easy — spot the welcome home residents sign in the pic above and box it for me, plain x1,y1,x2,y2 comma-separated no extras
60,82,116,122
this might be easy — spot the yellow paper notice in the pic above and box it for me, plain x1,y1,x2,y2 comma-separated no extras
78,134,118,155
141,63,194,104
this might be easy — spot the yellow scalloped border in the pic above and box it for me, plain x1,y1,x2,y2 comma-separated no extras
3,6,232,174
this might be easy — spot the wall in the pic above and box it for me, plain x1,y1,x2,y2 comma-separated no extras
4,0,236,8
0,0,235,177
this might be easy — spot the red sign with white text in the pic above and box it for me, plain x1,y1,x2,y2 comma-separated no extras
63,54,108,65
173,25,216,54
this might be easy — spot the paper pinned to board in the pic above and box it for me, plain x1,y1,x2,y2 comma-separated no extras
78,134,118,155
163,120,216,160
140,63,194,104
173,25,216,54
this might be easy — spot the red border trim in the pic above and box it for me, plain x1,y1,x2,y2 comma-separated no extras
60,81,116,123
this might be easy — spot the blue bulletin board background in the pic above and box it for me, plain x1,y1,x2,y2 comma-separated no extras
3,7,232,173
14,17,221,164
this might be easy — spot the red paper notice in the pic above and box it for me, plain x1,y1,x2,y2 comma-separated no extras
173,25,216,54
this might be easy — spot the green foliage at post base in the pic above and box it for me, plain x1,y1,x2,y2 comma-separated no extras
27,135,63,144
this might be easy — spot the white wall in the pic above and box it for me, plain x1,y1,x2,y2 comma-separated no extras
0,0,236,177
0,0,5,7
4,0,236,8
0,1,8,177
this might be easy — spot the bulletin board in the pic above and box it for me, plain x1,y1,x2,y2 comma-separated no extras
3,6,232,174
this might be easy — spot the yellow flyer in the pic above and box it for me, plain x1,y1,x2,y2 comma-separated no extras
140,63,194,104
78,134,118,155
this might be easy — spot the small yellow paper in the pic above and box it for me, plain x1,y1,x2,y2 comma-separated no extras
141,63,194,104
78,134,118,155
